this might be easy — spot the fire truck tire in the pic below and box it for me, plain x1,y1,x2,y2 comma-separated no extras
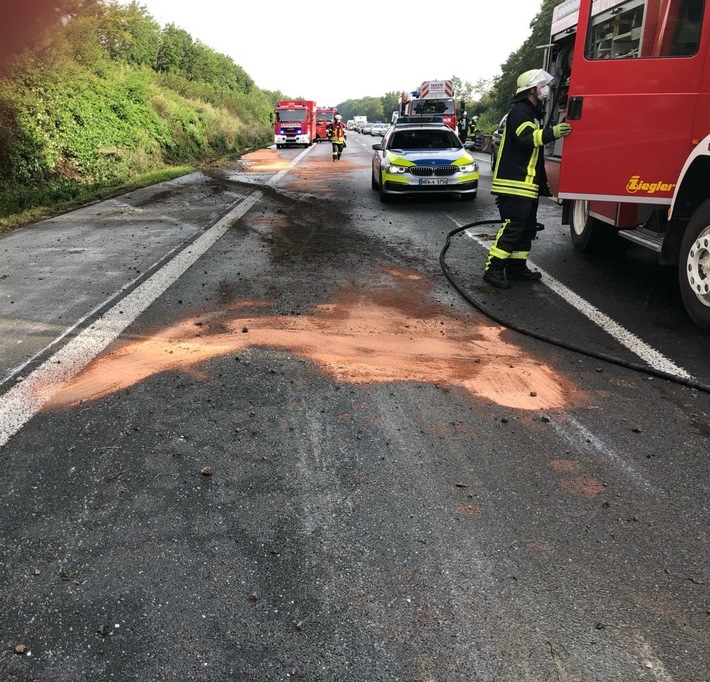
569,199,613,252
679,200,710,330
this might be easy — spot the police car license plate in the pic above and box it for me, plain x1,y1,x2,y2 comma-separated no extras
419,178,448,186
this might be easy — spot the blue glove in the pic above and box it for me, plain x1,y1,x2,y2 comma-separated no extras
553,122,572,139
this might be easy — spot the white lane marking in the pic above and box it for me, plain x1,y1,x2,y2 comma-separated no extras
636,640,676,682
267,144,314,187
1,146,316,445
452,219,692,380
549,415,654,491
0,227,197,389
2,151,307,391
0,191,262,447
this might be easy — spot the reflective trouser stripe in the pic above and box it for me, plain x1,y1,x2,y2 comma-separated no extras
485,196,538,271
490,179,539,199
485,220,512,270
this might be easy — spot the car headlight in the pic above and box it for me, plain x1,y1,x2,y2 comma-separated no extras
459,161,478,173
386,164,408,174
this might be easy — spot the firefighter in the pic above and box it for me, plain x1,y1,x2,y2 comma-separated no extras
331,114,346,161
458,111,468,143
469,115,479,148
483,69,572,289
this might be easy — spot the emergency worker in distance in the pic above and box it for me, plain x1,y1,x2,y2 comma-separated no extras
330,113,346,161
458,111,468,143
483,69,572,289
469,115,478,145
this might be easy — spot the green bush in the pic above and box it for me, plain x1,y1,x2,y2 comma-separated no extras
0,59,271,222
0,0,273,225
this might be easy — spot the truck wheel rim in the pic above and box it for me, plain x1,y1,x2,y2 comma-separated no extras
687,225,710,307
572,200,588,236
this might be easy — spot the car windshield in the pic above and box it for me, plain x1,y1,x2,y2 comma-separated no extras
388,129,460,150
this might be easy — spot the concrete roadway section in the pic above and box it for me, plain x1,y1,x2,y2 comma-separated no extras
0,140,708,681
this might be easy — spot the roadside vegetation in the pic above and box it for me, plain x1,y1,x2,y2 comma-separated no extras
0,0,279,230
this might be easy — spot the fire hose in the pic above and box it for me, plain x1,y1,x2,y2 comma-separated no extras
440,220,710,395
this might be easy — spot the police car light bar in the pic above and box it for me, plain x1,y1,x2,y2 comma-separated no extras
394,115,444,125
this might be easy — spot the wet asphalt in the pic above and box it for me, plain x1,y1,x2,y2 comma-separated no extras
0,138,708,681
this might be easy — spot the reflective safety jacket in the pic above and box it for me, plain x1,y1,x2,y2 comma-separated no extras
491,97,556,200
330,122,346,144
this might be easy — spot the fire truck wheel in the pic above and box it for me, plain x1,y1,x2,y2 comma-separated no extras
679,200,710,330
569,199,613,252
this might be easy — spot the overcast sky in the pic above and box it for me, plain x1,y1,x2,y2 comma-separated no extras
127,0,544,105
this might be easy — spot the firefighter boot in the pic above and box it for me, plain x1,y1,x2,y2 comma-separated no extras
506,261,542,281
482,261,510,289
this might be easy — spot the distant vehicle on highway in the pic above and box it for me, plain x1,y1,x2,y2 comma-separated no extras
370,122,389,138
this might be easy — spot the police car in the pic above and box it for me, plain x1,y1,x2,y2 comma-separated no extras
371,116,479,203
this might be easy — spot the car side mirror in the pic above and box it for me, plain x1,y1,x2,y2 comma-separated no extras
372,143,382,151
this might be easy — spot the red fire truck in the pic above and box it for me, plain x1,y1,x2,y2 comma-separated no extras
273,100,317,148
398,80,457,131
315,107,338,142
544,0,710,329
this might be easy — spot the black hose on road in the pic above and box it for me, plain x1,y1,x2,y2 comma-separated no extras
440,220,710,395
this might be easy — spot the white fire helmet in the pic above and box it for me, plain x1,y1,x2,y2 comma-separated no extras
335,114,342,121
516,69,554,95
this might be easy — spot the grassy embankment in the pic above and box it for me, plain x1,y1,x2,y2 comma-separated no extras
0,2,276,232
0,61,273,232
